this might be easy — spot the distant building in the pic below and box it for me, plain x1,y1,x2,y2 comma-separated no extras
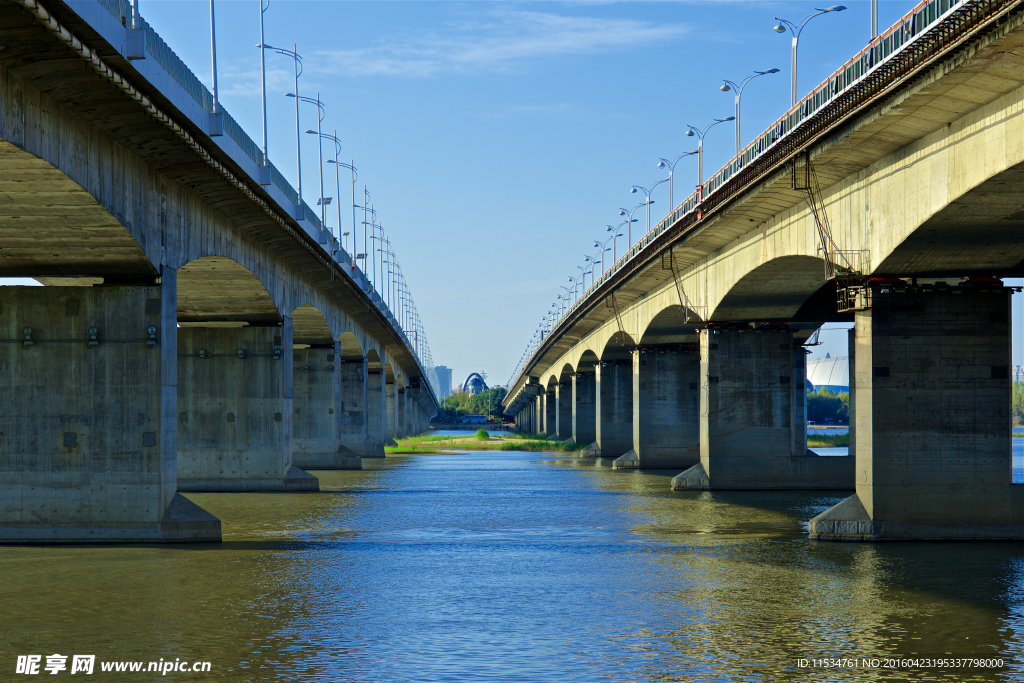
807,356,849,394
1015,365,1024,383
462,372,488,395
434,365,453,398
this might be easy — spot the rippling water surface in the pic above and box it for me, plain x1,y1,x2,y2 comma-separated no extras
3,451,1024,681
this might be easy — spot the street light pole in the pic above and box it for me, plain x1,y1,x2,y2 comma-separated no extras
631,178,669,234
617,203,644,249
773,6,847,107
605,222,627,264
256,43,302,198
290,93,326,225
719,69,780,155
258,0,269,176
685,117,735,187
657,152,698,212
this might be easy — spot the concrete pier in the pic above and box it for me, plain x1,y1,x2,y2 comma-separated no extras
367,369,386,452
615,344,700,470
595,360,633,458
176,322,318,492
291,348,363,470
811,283,1024,540
385,381,397,445
672,326,852,490
555,382,573,440
0,284,220,542
544,387,557,435
572,371,596,446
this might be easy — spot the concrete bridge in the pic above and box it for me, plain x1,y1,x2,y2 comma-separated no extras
0,0,438,542
503,0,1024,540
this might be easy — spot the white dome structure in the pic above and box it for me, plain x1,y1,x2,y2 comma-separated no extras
807,356,849,394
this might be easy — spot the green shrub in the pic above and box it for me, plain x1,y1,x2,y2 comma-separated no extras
475,429,489,440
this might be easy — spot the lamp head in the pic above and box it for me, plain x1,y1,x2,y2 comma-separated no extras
285,92,296,97
717,116,736,122
686,129,695,136
761,68,781,74
773,22,786,33
825,5,847,11
618,209,626,216
657,161,666,169
720,82,731,92
305,129,318,134
630,187,638,194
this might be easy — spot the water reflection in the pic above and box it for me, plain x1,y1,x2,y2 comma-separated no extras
1,452,1023,681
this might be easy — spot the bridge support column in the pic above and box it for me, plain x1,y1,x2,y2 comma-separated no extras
0,283,220,542
397,388,407,439
544,388,556,435
177,320,318,491
367,369,386,451
810,283,1024,540
555,383,573,441
572,371,596,447
672,326,852,490
291,349,363,470
615,344,700,470
596,360,633,458
385,381,397,446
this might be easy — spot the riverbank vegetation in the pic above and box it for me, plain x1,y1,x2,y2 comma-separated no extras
806,433,849,448
807,387,849,425
385,431,587,454
437,387,508,423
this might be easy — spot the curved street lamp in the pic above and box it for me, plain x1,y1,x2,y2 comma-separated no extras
773,6,847,106
618,203,644,250
258,43,301,209
606,222,628,264
593,235,618,276
657,152,697,212
631,178,669,235
289,92,325,225
686,117,735,188
720,69,780,155
325,154,358,257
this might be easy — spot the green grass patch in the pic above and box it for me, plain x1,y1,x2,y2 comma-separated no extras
384,432,585,454
807,433,849,448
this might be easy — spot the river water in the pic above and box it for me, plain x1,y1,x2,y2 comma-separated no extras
3,451,1024,681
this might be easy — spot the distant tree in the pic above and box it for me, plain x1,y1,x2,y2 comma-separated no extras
807,387,849,424
1014,382,1024,426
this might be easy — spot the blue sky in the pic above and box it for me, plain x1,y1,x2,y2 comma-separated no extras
9,1,1014,385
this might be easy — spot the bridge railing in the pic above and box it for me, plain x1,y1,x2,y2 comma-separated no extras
511,0,977,397
82,0,437,400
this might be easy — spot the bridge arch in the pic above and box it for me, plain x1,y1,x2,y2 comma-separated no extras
366,348,382,373
338,330,363,361
462,372,489,393
707,255,829,323
601,331,635,362
291,304,333,346
638,304,704,345
177,256,280,323
576,350,599,374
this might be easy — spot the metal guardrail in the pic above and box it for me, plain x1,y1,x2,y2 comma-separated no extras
507,0,998,402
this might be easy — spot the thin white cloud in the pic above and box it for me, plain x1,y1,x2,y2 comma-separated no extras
311,10,688,78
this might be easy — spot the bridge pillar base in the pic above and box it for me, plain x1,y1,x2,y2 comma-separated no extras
0,494,221,544
672,456,854,490
578,442,601,457
810,283,1023,541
